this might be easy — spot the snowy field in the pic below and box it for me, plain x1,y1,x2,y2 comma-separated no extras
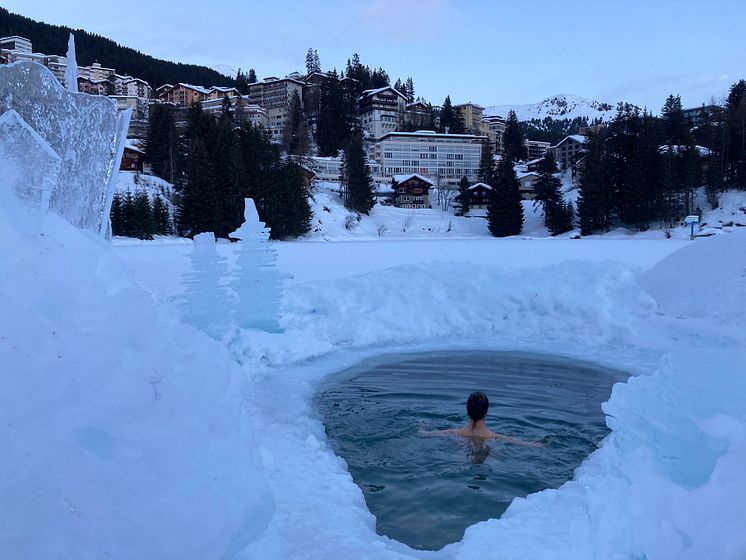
4,183,746,558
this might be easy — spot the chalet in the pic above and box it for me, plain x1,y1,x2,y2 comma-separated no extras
391,173,433,208
466,182,492,209
517,171,540,199
120,141,147,173
158,83,212,107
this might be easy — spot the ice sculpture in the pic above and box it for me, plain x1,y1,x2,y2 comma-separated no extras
0,61,130,236
180,232,233,340
229,198,285,333
0,110,61,233
65,33,78,93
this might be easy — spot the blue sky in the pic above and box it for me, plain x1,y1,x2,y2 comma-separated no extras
4,0,745,111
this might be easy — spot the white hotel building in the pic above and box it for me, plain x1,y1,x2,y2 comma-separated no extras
370,131,483,185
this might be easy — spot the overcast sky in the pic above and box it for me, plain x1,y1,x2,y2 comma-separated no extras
4,0,745,111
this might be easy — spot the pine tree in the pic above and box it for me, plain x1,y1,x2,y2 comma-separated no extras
487,155,523,237
131,190,155,240
503,110,527,160
282,90,309,156
456,175,471,215
405,77,415,104
478,140,495,183
247,68,257,83
621,112,661,230
532,152,561,219
305,48,321,74
340,133,375,214
145,104,179,183
577,131,613,235
152,193,171,235
546,200,575,236
725,79,746,187
316,69,345,156
235,69,249,94
439,95,455,133
110,192,125,236
394,78,403,94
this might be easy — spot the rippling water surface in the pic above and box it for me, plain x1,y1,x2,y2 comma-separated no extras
316,351,627,550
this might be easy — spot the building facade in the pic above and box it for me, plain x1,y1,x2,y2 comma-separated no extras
454,102,489,136
391,174,434,208
201,96,269,128
158,83,212,107
371,131,482,185
550,134,589,171
524,139,551,160
246,77,305,141
359,86,407,139
483,115,507,154
466,182,492,209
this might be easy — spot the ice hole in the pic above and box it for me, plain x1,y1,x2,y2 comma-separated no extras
316,351,628,550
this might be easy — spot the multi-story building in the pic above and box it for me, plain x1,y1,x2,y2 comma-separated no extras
78,62,116,82
201,96,268,128
454,102,489,136
370,130,483,185
246,76,305,141
158,83,212,107
306,155,384,184
0,35,32,53
110,96,150,139
205,86,240,101
682,105,721,127
77,76,111,96
483,115,507,154
404,101,434,130
359,86,407,139
524,139,551,160
550,134,589,171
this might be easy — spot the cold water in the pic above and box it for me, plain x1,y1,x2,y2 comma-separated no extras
316,351,627,550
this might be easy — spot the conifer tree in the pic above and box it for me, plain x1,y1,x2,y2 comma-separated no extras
725,79,746,186
110,192,125,236
282,90,309,156
235,69,249,94
456,176,471,215
546,199,574,236
317,69,344,156
305,48,321,74
146,104,179,183
439,95,455,133
405,77,415,104
247,69,257,83
131,190,155,240
577,132,613,235
478,140,495,183
340,133,375,214
620,112,661,229
503,110,527,160
532,152,561,218
152,194,171,235
487,155,523,236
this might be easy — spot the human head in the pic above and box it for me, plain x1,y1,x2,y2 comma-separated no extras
466,391,489,423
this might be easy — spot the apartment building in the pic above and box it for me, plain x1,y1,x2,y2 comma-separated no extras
359,86,407,139
370,130,482,185
201,96,268,128
246,76,305,140
306,155,384,183
110,96,150,139
483,115,507,154
404,101,434,130
550,134,589,171
454,102,489,136
524,139,551,160
158,83,212,106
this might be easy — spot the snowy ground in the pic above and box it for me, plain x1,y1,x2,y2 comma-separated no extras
3,179,746,559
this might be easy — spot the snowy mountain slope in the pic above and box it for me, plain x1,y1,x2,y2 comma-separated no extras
484,94,619,122
211,64,237,79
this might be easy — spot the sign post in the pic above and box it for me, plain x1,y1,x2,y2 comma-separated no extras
684,215,700,240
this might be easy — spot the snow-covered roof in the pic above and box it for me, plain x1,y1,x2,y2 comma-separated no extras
211,86,238,93
468,182,493,190
360,86,407,100
124,139,145,154
525,157,544,166
553,134,589,148
176,83,212,95
516,171,540,180
378,131,480,141
392,173,435,186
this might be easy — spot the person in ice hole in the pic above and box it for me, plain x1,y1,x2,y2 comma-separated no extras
423,391,542,446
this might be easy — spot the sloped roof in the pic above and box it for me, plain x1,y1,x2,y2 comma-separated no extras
392,173,435,186
468,182,493,190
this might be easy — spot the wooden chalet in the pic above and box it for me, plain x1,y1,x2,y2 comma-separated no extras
391,173,433,208
466,182,492,209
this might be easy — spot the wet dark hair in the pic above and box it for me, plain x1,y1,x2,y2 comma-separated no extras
466,391,489,423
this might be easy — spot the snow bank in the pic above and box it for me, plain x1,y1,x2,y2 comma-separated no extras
0,207,271,557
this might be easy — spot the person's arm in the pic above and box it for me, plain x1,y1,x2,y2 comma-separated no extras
493,433,544,447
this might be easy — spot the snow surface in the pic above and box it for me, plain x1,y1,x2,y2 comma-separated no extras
484,93,618,122
4,158,746,558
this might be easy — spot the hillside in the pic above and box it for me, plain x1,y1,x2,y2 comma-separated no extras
485,93,618,122
0,7,236,89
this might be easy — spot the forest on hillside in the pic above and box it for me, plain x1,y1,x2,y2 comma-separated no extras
0,7,236,89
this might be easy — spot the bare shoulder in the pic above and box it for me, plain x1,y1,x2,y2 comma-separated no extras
419,428,460,437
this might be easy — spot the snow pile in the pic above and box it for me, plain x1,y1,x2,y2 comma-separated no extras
116,170,175,202
484,93,618,122
0,187,271,558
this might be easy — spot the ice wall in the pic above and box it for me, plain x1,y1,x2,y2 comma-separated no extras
0,61,129,235
0,110,61,233
230,198,285,332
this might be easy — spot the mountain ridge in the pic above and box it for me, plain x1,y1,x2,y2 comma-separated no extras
484,93,620,122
